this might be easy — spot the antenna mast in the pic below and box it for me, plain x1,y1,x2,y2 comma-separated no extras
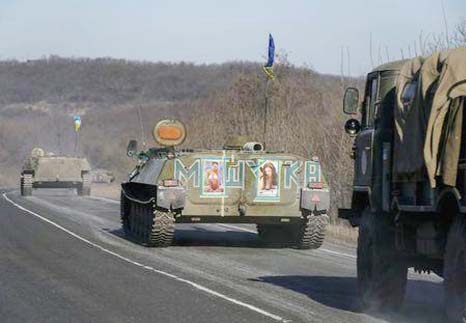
136,105,147,149
441,0,450,46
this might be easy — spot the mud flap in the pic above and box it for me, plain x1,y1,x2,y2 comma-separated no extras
300,188,330,213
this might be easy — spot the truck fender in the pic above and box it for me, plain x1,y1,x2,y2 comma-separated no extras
352,190,372,212
338,191,371,227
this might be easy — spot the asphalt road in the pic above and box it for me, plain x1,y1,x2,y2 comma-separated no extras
0,189,446,323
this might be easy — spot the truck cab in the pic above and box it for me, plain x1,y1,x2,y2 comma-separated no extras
341,60,407,219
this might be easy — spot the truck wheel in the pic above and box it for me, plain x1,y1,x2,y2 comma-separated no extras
77,185,91,196
357,206,407,311
294,214,329,250
444,216,466,322
20,174,33,196
78,173,91,196
120,192,131,235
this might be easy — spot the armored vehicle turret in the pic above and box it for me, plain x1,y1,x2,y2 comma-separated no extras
21,148,92,196
121,120,330,248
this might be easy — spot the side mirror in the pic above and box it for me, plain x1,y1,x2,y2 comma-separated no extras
344,119,361,137
127,140,138,157
343,87,360,115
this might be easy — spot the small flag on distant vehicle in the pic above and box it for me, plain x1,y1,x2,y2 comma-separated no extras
73,115,81,132
262,34,275,80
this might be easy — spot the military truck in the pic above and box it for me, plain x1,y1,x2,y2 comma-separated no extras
339,46,466,319
121,119,330,249
21,147,92,196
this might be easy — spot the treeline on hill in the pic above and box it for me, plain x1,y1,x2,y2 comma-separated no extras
0,56,360,222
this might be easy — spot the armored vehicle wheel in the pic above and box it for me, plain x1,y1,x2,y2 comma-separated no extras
77,173,91,196
444,216,466,322
145,209,175,247
294,214,329,250
20,174,33,196
357,207,407,311
122,198,175,247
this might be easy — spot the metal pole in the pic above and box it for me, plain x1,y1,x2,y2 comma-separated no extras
74,131,79,156
137,105,146,149
263,80,270,144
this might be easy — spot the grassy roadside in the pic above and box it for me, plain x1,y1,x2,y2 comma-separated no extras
325,223,358,245
91,183,120,200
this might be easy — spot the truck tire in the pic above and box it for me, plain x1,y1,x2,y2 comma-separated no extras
444,216,466,322
294,214,329,250
357,206,407,311
256,224,293,247
20,174,33,196
78,173,91,196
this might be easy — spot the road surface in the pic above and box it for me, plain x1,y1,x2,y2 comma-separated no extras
0,189,445,323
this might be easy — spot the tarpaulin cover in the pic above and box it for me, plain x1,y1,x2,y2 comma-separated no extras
393,46,466,187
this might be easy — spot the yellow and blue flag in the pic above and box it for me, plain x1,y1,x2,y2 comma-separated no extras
262,34,275,80
73,115,81,132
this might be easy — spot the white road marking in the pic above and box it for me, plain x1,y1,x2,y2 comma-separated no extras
3,193,289,323
318,248,356,259
87,196,119,204
215,223,356,259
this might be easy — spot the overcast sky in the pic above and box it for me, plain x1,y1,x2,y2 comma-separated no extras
0,0,464,76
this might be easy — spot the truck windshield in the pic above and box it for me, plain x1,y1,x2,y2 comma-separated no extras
363,77,378,128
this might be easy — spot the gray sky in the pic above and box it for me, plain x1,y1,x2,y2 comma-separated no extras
0,0,464,76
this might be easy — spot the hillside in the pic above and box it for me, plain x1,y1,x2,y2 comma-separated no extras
0,57,360,221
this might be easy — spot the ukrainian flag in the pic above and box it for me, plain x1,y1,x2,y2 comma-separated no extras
263,34,275,80
73,115,82,132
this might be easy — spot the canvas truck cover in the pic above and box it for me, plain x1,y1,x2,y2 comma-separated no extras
394,46,466,187
393,56,425,177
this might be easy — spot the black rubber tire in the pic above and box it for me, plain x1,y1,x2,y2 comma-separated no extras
78,173,91,196
20,174,33,196
145,209,175,247
294,214,329,250
444,216,466,323
78,186,91,196
357,206,407,311
122,196,175,247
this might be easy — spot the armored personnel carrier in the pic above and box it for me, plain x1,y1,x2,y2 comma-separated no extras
121,120,330,248
20,147,92,196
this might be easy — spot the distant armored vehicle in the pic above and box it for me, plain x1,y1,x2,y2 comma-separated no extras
339,47,466,319
90,169,115,183
121,120,330,248
21,147,92,196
